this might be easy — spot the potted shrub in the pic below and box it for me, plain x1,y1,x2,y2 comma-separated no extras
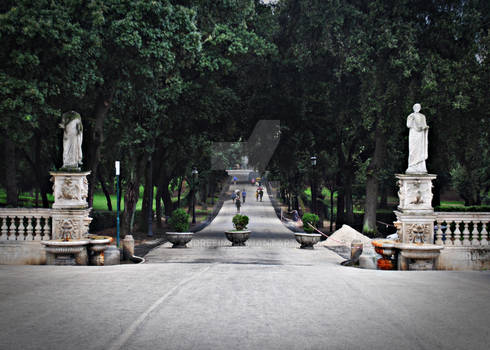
294,213,322,249
166,208,193,248
225,214,251,246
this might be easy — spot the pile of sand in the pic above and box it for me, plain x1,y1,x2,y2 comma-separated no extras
322,224,372,248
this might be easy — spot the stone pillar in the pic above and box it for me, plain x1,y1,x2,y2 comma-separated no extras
394,174,437,244
50,171,92,240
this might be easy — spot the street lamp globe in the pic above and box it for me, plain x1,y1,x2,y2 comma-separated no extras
310,156,317,166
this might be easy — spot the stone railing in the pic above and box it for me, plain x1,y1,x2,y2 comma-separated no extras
434,212,490,246
0,208,53,241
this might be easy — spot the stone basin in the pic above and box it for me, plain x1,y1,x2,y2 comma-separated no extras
372,239,396,257
225,230,251,246
87,235,113,265
294,233,322,249
166,232,193,248
395,243,444,270
41,240,89,265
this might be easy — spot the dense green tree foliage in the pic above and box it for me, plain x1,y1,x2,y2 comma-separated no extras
1,0,488,234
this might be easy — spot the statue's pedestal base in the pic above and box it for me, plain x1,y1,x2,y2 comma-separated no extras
50,171,92,240
395,173,437,244
50,171,91,209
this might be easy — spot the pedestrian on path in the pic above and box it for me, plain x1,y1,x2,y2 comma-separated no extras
255,189,259,201
242,189,247,203
259,189,264,202
231,191,236,203
235,197,241,213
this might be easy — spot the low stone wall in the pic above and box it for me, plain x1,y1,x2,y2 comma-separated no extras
437,246,490,271
0,241,46,265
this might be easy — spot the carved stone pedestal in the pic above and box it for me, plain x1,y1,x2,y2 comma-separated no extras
391,173,444,270
395,174,437,244
50,171,92,240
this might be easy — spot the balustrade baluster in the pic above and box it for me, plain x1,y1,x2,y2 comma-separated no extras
34,216,42,240
0,216,8,240
25,217,33,241
435,220,444,245
8,216,17,240
481,222,489,246
17,216,26,241
42,216,51,240
461,221,471,246
453,220,462,246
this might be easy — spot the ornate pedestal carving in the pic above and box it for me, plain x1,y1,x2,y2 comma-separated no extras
395,174,437,244
50,171,91,209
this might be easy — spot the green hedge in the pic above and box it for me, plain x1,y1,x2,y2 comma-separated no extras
435,206,490,212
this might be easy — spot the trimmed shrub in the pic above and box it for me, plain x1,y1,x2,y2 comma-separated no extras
232,214,249,230
302,213,319,233
169,208,190,232
435,205,490,212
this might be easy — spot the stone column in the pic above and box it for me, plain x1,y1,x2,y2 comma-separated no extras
394,174,437,244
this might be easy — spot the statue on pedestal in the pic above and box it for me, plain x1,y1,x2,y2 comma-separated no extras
406,103,428,174
60,111,83,170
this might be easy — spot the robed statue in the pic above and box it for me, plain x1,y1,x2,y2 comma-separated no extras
406,103,428,174
60,111,83,170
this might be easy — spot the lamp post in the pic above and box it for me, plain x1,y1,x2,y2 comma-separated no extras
310,156,317,216
192,168,198,224
115,161,120,248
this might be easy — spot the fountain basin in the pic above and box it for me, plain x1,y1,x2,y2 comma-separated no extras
88,236,112,266
395,243,444,270
166,232,193,248
41,240,89,265
294,233,321,249
225,230,251,246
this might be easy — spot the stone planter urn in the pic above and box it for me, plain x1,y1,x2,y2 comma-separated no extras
294,233,321,249
88,236,112,266
41,240,89,265
225,230,251,246
166,232,193,248
372,239,397,270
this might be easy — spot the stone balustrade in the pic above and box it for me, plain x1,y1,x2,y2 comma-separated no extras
0,208,53,241
434,212,490,246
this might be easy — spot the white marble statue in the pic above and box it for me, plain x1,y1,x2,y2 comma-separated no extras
406,103,428,174
60,111,83,169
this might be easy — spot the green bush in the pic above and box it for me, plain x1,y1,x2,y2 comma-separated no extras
232,214,249,230
302,213,319,233
435,205,490,212
169,208,190,232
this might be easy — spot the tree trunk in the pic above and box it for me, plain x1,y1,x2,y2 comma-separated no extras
97,165,112,211
379,184,388,209
344,171,354,226
177,177,183,208
122,155,143,235
363,127,385,235
87,86,115,207
5,137,18,206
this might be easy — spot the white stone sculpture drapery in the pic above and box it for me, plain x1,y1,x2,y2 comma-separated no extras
60,111,83,170
406,103,428,174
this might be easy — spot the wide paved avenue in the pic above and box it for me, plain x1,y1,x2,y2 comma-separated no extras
1,184,489,350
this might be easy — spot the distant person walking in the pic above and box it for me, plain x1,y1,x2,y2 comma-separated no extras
235,197,241,213
233,176,238,185
255,189,259,201
231,191,236,203
242,189,247,203
259,188,264,202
